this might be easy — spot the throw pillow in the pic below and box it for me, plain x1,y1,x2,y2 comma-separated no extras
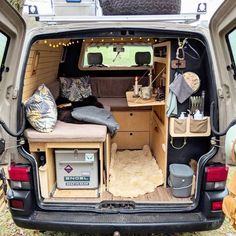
25,84,57,132
59,76,92,102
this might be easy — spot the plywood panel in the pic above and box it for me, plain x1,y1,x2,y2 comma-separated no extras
22,42,63,102
112,131,149,149
104,134,111,189
151,41,171,187
45,148,56,194
151,120,166,185
53,188,99,198
112,110,151,131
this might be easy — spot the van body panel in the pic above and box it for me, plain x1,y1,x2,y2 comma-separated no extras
0,1,26,164
1,0,234,233
12,210,224,234
209,0,236,163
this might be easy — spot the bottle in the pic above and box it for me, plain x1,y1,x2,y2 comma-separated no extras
179,112,186,119
194,110,203,120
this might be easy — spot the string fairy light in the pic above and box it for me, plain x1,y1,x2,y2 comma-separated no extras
42,37,156,49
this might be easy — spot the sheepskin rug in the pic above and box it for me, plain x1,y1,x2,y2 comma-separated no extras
109,143,164,198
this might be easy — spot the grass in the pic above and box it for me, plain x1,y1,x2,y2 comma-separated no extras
0,167,236,236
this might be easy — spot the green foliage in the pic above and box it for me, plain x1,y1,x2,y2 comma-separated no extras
7,0,24,14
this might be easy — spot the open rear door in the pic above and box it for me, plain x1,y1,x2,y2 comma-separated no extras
210,0,236,163
0,1,26,161
0,0,26,159
0,0,26,211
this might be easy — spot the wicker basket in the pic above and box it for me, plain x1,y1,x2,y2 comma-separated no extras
99,0,181,15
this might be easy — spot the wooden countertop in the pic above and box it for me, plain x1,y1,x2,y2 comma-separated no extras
126,91,165,107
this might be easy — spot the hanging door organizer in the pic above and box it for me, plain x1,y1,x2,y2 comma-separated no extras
169,116,211,137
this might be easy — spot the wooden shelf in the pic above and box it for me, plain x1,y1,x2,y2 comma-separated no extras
153,57,167,64
126,91,165,107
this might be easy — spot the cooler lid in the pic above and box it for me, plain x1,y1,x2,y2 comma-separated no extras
169,164,193,178
55,149,98,154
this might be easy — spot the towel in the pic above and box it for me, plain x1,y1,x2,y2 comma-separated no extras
166,90,177,117
169,73,194,104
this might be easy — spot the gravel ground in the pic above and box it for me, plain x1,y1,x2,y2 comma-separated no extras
0,168,236,236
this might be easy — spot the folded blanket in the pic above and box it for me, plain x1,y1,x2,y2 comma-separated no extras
71,106,119,136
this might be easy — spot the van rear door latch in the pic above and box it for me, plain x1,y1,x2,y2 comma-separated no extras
99,201,135,210
0,65,9,82
227,62,236,80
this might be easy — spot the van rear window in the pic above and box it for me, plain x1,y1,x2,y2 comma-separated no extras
0,31,9,67
227,28,236,64
81,43,153,68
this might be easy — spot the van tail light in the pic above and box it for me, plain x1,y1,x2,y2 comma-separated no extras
211,200,223,211
205,165,228,191
10,199,24,209
8,164,31,190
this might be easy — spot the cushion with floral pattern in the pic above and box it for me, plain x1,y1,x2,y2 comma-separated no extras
25,84,57,133
59,76,92,102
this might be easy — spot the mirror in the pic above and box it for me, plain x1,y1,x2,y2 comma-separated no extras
113,45,125,53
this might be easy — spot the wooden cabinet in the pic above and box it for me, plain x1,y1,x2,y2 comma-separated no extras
112,111,150,131
29,142,104,200
112,110,151,149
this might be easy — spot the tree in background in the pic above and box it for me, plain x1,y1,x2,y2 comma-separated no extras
8,0,24,14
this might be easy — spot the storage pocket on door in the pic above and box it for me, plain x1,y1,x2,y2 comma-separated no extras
190,118,208,133
174,119,187,134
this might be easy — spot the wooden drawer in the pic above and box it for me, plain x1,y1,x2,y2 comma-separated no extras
112,131,149,149
112,111,150,131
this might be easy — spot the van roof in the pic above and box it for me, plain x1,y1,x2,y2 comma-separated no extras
23,0,224,26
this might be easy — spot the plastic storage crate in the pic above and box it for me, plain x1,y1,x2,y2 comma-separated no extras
169,164,193,198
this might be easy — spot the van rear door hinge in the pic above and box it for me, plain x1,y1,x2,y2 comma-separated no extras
12,88,18,99
6,86,18,100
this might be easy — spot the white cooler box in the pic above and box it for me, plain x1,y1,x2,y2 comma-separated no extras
55,149,99,189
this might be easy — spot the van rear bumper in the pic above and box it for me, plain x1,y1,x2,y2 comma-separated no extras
13,210,224,234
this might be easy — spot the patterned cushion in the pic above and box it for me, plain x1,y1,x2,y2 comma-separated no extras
60,76,92,102
25,84,57,133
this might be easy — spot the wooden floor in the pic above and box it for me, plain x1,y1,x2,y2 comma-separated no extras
102,186,192,204
44,186,192,204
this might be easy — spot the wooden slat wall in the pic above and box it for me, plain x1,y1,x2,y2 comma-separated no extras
22,43,63,102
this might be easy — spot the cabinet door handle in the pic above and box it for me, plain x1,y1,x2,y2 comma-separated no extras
130,113,133,116
130,132,133,136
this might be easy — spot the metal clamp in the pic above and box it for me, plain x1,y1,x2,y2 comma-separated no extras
176,38,188,60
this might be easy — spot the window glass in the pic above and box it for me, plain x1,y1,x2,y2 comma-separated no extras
227,29,236,63
83,44,153,67
0,32,9,66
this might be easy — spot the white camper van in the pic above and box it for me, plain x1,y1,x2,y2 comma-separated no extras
0,0,236,234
